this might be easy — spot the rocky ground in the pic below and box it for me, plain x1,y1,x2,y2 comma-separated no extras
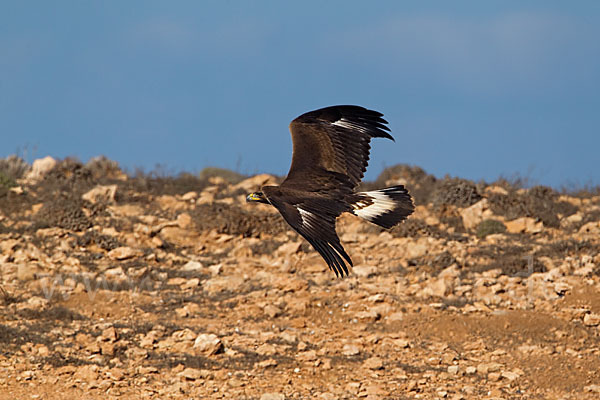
1,156,600,399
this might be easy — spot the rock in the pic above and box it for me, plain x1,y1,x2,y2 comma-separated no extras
73,365,99,382
487,372,501,381
176,213,193,229
461,199,489,230
24,296,49,311
175,307,189,318
355,310,380,322
501,370,520,381
26,156,56,182
384,312,403,323
108,246,142,260
579,221,600,235
17,263,41,281
297,350,317,361
156,195,188,211
276,241,302,257
260,393,285,400
264,304,282,318
106,367,125,381
352,265,377,278
363,356,384,370
406,239,428,259
203,276,244,295
178,368,206,380
256,343,278,356
394,339,410,348
477,362,503,374
193,333,223,355
505,217,543,234
233,174,277,193
440,365,457,376
82,184,117,204
585,384,600,393
257,359,278,368
181,191,198,201
583,313,600,326
101,326,119,342
421,278,449,297
342,344,361,356
172,328,196,342
181,278,200,290
182,261,205,272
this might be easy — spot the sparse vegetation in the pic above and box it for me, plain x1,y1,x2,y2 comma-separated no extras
476,219,507,238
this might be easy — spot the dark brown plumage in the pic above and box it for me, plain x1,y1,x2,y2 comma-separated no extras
247,105,414,277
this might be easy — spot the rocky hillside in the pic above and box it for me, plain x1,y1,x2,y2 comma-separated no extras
1,156,599,399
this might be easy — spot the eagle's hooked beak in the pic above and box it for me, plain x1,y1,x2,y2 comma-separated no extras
246,191,268,204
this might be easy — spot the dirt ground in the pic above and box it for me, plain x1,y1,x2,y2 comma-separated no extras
1,158,599,399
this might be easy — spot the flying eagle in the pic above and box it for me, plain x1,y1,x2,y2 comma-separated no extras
247,105,414,277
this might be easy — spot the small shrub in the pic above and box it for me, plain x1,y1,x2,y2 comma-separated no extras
0,155,29,181
198,167,246,184
476,219,507,238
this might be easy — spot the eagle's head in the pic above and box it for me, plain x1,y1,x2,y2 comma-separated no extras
246,191,270,204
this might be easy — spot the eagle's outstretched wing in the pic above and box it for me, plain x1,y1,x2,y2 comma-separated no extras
281,105,394,193
262,189,352,277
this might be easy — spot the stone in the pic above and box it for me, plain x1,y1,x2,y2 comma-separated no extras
108,246,142,260
73,365,99,382
355,310,380,322
181,191,198,201
101,326,119,342
505,217,543,234
258,359,278,368
176,212,193,229
276,241,302,256
182,260,204,272
387,312,404,322
585,384,600,393
342,344,361,356
579,221,600,235
363,356,384,370
352,265,377,278
26,156,56,181
178,368,205,380
264,304,282,318
501,370,520,381
461,198,489,230
17,263,40,281
193,333,223,355
172,328,196,342
82,184,117,204
297,350,317,362
406,239,428,259
256,344,278,356
583,313,600,326
260,393,285,400
233,174,277,193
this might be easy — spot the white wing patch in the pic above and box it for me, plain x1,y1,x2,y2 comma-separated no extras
332,118,368,133
297,208,316,229
352,191,396,221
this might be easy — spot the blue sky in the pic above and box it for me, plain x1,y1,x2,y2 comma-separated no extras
1,1,599,187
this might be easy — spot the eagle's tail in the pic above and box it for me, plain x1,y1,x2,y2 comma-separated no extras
350,185,414,229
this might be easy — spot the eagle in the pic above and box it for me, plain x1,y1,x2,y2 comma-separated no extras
247,105,414,277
